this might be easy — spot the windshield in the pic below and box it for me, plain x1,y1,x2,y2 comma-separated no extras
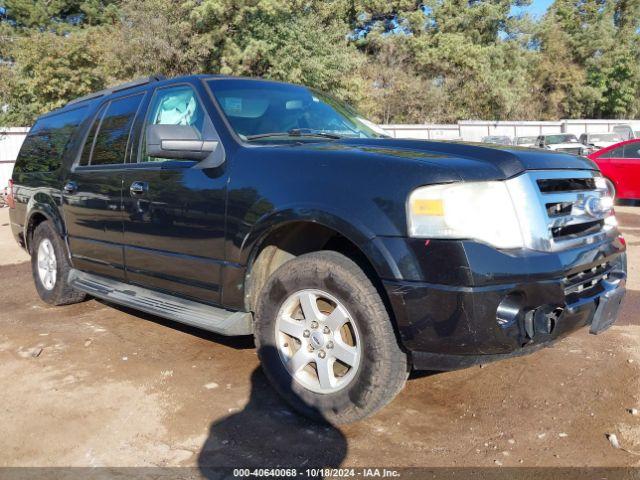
516,136,537,144
208,79,388,142
482,136,511,145
545,134,579,144
589,133,624,143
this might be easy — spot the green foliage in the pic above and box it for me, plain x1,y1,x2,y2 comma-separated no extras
1,0,118,28
187,0,363,98
1,0,640,126
0,29,105,125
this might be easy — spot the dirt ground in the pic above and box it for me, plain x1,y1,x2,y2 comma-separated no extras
1,205,640,471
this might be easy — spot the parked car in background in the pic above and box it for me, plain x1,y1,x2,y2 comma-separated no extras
535,134,589,155
612,124,640,141
579,132,625,153
481,135,512,145
515,136,538,147
588,138,640,200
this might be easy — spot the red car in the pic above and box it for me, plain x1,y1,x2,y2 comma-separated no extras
588,138,640,200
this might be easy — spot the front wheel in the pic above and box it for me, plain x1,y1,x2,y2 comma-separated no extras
254,251,409,424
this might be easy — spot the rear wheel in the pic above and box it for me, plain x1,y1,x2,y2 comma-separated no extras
31,221,86,305
254,251,409,424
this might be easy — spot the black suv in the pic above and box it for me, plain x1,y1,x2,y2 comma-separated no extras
8,75,627,423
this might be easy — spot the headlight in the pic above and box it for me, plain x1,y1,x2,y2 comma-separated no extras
407,182,525,249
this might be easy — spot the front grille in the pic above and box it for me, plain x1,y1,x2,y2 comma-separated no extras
534,171,608,243
564,262,612,298
555,147,583,155
546,201,572,217
506,170,616,252
538,178,595,193
551,219,603,239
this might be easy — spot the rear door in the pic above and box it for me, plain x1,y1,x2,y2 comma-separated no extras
62,92,147,280
121,81,228,305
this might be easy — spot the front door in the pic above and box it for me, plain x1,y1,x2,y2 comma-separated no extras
121,82,228,305
63,92,147,280
602,142,640,199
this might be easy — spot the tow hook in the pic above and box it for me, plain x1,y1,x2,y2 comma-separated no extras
524,306,565,340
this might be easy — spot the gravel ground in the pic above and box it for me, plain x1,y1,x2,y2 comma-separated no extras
0,206,639,470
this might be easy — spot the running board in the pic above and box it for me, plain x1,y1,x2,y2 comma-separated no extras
68,269,253,336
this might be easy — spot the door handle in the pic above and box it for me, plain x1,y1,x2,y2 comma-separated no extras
130,181,148,196
63,181,77,194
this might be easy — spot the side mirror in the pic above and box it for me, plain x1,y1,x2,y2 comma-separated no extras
146,124,218,161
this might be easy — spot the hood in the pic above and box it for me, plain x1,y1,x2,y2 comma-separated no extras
302,138,597,181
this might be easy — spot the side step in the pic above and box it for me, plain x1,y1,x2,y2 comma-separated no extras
68,269,253,336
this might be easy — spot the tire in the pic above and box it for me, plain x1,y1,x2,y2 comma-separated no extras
254,251,409,424
31,221,86,306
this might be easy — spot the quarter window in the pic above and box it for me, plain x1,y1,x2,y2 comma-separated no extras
14,106,87,173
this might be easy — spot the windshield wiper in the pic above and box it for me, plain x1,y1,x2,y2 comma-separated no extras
245,129,342,141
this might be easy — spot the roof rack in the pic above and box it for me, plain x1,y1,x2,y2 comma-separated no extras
66,75,165,107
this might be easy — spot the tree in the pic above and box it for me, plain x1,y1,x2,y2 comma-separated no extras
2,0,640,126
0,0,118,28
187,0,363,99
97,0,208,82
539,0,640,118
0,29,105,125
357,38,448,123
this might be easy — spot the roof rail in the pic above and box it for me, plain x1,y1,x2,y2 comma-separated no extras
66,75,165,107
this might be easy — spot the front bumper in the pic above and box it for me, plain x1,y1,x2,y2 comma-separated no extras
380,236,627,371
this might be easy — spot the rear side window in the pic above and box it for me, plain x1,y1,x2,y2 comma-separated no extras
600,146,624,159
13,106,87,173
79,104,107,166
80,93,144,166
623,143,640,159
608,146,625,158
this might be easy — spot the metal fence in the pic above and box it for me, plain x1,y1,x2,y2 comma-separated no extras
1,119,639,189
382,119,639,141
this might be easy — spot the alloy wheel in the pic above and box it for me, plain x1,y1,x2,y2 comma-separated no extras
37,238,57,291
275,289,361,394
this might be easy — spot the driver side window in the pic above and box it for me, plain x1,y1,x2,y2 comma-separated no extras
142,85,207,163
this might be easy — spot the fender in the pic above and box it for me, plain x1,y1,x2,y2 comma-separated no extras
25,190,67,251
240,204,402,280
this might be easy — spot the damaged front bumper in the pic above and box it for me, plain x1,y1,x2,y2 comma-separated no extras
381,237,627,371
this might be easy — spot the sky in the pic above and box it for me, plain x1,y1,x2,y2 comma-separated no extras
517,0,555,18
